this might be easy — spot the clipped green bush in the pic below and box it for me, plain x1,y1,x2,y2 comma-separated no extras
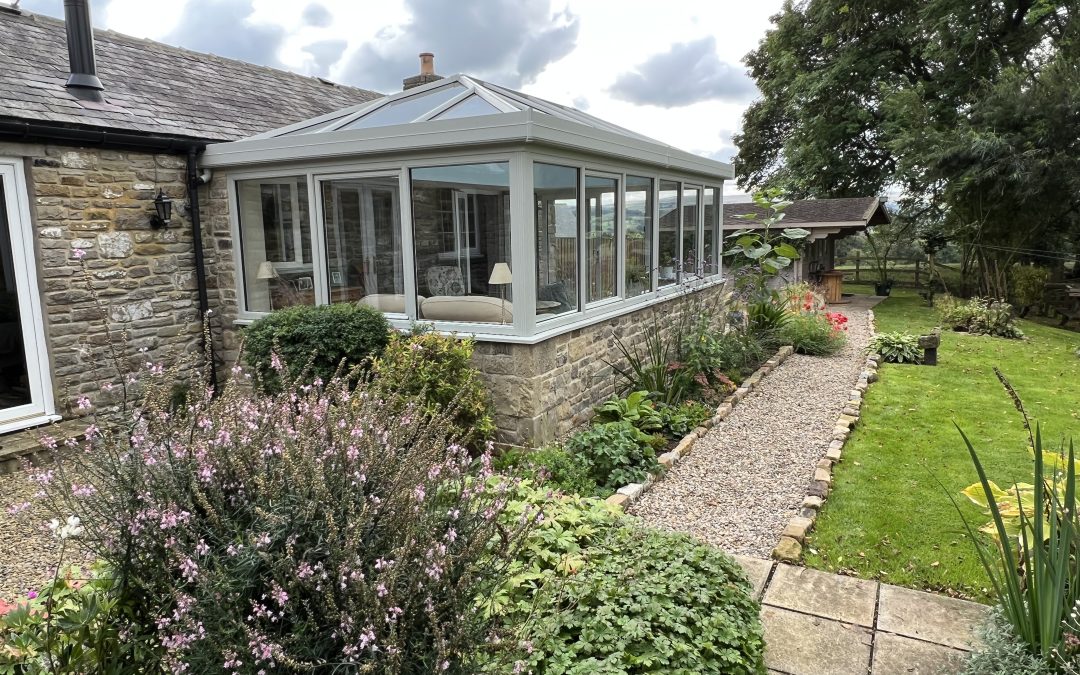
513,525,767,674
655,399,713,440
868,332,923,363
370,329,496,450
1009,265,1051,316
564,421,661,494
243,303,390,391
779,312,846,355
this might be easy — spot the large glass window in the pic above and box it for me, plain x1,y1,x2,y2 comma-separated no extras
321,176,403,309
535,163,579,319
624,175,653,297
703,187,720,276
411,163,512,324
682,186,701,279
237,176,314,312
585,175,618,303
657,180,679,287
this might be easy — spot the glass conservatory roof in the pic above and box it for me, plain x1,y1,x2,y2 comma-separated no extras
251,74,664,144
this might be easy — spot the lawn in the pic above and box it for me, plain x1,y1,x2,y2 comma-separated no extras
805,289,1080,600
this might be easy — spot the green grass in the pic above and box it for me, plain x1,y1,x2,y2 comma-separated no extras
805,288,1080,601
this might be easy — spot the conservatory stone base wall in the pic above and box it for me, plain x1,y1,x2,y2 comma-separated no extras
474,283,729,446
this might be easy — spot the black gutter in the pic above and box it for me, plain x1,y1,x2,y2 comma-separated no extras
0,117,218,385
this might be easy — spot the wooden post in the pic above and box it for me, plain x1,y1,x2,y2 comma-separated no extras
855,251,861,283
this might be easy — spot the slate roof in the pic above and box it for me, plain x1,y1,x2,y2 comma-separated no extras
723,196,890,229
0,6,381,142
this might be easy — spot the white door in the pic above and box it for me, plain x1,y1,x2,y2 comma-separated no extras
0,159,55,432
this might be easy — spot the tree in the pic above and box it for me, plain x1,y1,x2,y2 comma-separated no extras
735,0,1080,297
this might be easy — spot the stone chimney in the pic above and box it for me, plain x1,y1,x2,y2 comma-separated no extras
403,52,442,90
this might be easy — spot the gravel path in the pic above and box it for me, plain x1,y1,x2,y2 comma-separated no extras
0,457,92,600
630,296,880,558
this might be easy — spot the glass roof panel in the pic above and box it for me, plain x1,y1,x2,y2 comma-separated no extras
431,94,500,120
341,83,465,130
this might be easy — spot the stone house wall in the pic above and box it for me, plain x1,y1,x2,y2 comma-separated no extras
0,140,206,416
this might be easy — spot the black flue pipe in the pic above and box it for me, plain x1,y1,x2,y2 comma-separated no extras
62,0,104,101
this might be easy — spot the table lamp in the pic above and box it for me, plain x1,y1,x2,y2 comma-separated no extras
257,261,278,310
488,262,512,324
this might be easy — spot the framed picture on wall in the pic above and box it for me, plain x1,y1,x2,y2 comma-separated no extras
297,276,313,291
330,271,343,286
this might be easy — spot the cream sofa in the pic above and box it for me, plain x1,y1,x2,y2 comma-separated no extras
357,294,423,314
420,296,513,323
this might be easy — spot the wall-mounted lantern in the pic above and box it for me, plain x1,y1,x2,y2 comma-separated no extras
150,189,173,229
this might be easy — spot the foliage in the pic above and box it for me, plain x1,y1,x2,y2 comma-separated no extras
867,332,923,364
563,421,661,494
938,296,1025,339
609,322,692,406
655,400,713,440
955,417,1078,666
39,362,525,674
593,391,663,434
243,302,390,392
0,563,153,674
506,525,767,674
960,609,1054,675
494,446,599,498
676,312,740,402
371,328,496,450
724,189,809,300
779,311,846,356
734,0,1080,299
746,298,792,340
1010,266,1052,315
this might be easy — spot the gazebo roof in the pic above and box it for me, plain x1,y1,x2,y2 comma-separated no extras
200,74,733,180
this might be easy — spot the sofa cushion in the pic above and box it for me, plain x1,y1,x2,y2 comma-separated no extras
357,294,423,314
420,295,513,323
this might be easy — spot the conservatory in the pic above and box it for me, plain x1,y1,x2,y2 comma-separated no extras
200,74,733,343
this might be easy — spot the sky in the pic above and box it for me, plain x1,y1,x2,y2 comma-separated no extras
16,0,783,194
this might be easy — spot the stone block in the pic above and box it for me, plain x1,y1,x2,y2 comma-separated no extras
816,458,832,471
867,370,879,383
658,452,677,468
782,516,814,542
808,480,830,498
732,555,774,600
714,402,732,419
871,633,969,675
832,428,850,442
837,413,858,427
616,482,644,500
802,495,824,510
605,493,629,509
877,584,989,650
672,436,695,457
841,406,859,417
772,537,802,563
824,444,843,462
813,467,832,484
764,565,879,627
761,606,873,675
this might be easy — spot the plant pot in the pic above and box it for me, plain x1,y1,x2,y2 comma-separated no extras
874,281,893,296
660,266,675,281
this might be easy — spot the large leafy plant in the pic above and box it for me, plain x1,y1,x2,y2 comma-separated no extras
868,332,923,364
953,374,1080,665
608,322,692,406
563,421,661,493
593,390,664,433
724,189,810,300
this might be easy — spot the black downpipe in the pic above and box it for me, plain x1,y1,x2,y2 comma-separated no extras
186,146,217,388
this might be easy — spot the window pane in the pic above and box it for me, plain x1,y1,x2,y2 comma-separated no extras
682,186,701,279
585,175,617,303
237,176,314,312
342,83,465,130
322,177,404,309
432,94,501,120
703,187,719,276
658,180,679,287
625,175,652,298
411,163,512,324
535,163,579,319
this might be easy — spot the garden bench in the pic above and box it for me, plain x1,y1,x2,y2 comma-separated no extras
1043,283,1080,326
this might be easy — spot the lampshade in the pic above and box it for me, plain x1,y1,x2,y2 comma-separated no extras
488,262,512,285
256,261,278,280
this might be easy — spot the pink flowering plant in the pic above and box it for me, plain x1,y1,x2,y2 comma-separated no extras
34,354,528,674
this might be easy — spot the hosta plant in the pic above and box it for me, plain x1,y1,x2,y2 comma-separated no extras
593,390,664,433
868,332,923,364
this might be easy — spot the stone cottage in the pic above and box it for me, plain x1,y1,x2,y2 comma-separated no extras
0,1,734,447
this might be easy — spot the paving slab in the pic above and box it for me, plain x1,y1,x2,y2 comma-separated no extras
734,554,774,600
877,584,988,650
763,564,878,627
871,632,970,675
762,606,873,675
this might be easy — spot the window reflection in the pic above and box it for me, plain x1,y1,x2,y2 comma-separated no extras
625,175,653,297
658,180,679,286
703,187,719,276
237,176,314,312
535,163,579,319
682,186,701,279
585,175,617,303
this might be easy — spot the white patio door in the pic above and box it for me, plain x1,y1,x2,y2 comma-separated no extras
0,159,54,432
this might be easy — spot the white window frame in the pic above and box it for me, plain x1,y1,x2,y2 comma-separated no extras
583,170,621,309
0,158,58,433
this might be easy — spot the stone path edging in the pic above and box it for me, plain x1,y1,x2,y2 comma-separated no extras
604,345,796,510
772,308,881,562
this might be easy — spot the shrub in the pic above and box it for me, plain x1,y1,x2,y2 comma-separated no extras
563,421,661,493
1009,265,1051,316
39,366,524,674
747,298,791,337
960,609,1053,675
370,329,496,450
937,296,1024,339
508,525,767,673
678,313,742,401
780,311,846,355
868,332,923,364
494,445,599,497
593,390,663,433
243,303,391,391
656,400,713,440
609,322,692,405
